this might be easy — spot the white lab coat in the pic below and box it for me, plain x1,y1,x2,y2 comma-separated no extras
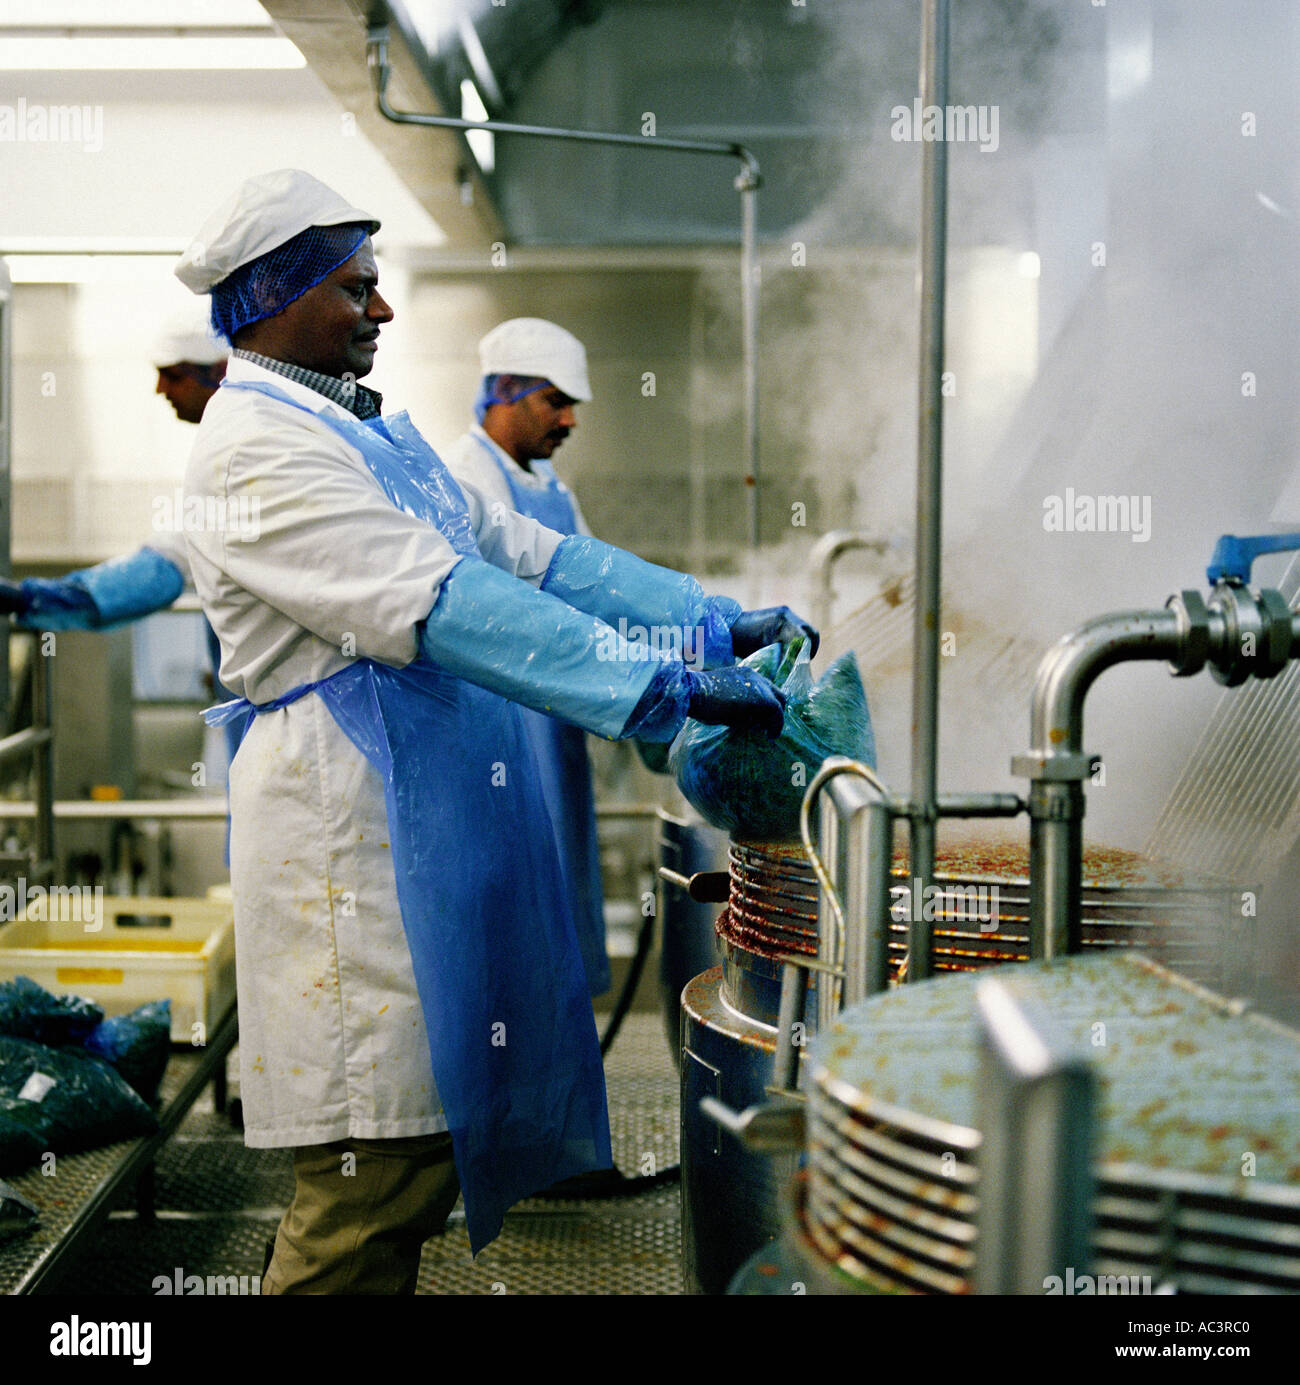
442,425,592,537
184,356,564,1148
143,527,193,584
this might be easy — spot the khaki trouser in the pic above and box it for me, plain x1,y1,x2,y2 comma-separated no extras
262,1132,460,1295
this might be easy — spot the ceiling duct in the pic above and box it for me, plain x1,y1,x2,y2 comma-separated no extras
393,0,607,119
259,0,504,244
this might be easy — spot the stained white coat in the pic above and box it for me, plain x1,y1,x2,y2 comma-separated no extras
184,355,563,1147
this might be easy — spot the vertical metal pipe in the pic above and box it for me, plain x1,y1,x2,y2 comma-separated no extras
817,877,840,1037
773,962,809,1092
908,0,950,981
1029,785,1083,959
739,173,761,551
815,788,841,1032
1017,610,1182,957
808,765,905,1013
840,811,866,1007
843,794,896,1001
33,644,53,879
866,800,896,996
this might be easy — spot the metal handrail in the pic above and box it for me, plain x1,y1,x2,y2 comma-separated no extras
0,633,55,879
0,799,229,820
0,797,667,822
0,725,52,768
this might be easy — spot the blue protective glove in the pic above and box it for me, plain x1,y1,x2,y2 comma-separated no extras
540,534,741,669
0,548,184,632
729,606,820,660
0,577,97,628
418,557,695,742
685,665,787,738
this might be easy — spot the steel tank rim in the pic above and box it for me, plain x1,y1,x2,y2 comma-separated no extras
682,965,779,1050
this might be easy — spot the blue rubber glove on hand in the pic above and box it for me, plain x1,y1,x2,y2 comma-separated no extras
0,549,184,632
730,606,820,659
0,577,98,629
0,580,30,617
686,666,787,737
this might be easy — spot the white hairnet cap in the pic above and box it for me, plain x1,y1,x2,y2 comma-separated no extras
150,305,229,368
479,318,591,402
174,168,380,294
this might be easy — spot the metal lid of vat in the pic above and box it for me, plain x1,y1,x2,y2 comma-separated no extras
809,951,1300,1182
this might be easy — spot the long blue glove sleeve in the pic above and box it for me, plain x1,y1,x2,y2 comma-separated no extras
418,557,693,742
540,534,741,669
15,547,184,631
6,580,96,629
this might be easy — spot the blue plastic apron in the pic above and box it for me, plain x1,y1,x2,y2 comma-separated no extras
209,382,611,1253
473,434,611,996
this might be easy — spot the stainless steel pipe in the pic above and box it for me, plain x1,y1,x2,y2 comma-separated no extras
1027,611,1185,754
908,0,952,981
368,27,764,547
0,725,52,771
1014,611,1184,958
805,531,890,650
1013,584,1300,959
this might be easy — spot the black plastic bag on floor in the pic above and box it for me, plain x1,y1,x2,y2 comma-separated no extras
84,1000,171,1104
0,976,103,1047
669,637,876,843
0,1106,46,1176
0,1036,156,1172
0,1178,38,1243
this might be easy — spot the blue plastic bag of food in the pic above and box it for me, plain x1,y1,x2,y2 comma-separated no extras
84,1000,171,1104
0,1107,45,1176
669,637,876,842
0,1036,156,1168
0,976,103,1047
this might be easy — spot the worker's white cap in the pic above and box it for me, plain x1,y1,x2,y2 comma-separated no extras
174,168,380,295
479,318,591,402
150,305,229,368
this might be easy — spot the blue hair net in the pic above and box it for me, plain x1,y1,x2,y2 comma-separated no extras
210,223,368,344
473,374,548,424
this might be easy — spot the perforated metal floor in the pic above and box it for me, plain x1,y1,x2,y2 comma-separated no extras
416,1014,683,1295
28,1012,684,1296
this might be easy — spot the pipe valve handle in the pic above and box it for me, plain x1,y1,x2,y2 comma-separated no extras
1207,532,1300,586
699,1096,805,1152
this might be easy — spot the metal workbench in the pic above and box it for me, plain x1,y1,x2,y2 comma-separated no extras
0,1003,238,1295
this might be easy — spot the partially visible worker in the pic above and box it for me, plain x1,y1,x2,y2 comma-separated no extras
0,310,227,632
175,167,816,1292
443,318,609,996
0,312,237,768
153,312,229,425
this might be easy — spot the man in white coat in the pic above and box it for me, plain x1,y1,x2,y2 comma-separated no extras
0,311,226,633
443,319,611,997
175,168,815,1294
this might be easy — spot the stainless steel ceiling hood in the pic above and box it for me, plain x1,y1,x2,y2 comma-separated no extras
391,0,607,123
259,0,504,246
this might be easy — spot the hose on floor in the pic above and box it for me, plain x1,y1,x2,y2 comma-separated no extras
598,902,656,1057
537,906,680,1199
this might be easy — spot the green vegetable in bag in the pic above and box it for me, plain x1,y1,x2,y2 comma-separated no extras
668,637,876,842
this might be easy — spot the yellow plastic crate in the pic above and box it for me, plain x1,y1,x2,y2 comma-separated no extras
0,895,235,1043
